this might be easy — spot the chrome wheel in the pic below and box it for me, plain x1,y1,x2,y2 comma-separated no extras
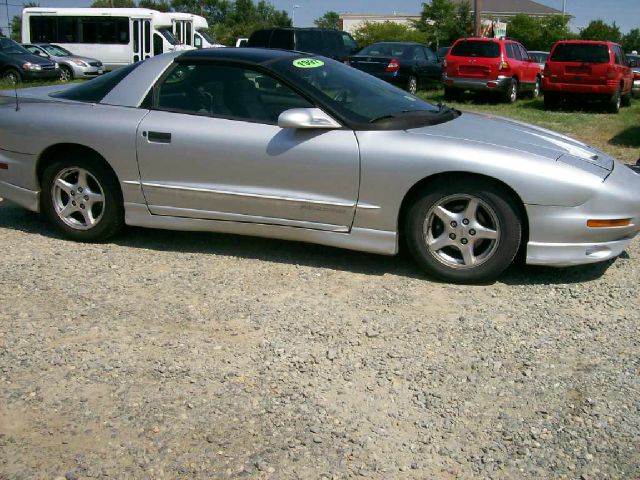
532,78,541,98
3,70,20,83
423,194,500,269
51,167,105,230
508,80,518,102
59,67,72,82
408,76,418,94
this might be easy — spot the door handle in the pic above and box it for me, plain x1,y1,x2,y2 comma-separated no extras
146,131,172,144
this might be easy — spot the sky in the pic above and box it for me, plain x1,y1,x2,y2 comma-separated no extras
1,0,638,37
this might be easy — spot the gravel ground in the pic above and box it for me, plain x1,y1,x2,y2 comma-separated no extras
0,199,639,480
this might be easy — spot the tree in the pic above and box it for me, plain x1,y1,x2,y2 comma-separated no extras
415,0,473,48
11,2,39,41
353,21,427,48
580,20,621,43
138,0,171,11
506,14,574,51
314,11,340,30
622,28,640,53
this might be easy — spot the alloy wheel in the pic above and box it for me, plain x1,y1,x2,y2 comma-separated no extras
423,194,501,269
408,76,418,95
59,67,71,82
51,167,105,230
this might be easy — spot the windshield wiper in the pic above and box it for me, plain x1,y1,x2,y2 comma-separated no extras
369,108,443,124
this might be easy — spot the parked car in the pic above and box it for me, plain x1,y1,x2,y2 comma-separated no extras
247,27,359,63
528,51,549,69
436,46,450,63
0,37,59,83
443,37,542,103
543,40,633,113
627,53,640,97
348,42,441,94
22,43,103,81
1,48,639,283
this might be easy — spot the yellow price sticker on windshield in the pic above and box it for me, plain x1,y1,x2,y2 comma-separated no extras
293,58,325,69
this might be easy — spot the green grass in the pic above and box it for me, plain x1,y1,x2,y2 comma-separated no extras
418,88,640,164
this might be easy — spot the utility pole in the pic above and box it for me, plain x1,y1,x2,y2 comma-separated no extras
474,0,482,37
562,0,566,15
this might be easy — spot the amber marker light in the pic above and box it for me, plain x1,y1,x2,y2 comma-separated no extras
587,219,631,228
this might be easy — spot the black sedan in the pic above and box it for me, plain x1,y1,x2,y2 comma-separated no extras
0,37,59,83
348,42,441,94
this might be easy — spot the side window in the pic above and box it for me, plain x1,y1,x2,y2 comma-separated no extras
613,45,622,65
186,22,192,46
414,47,427,62
194,33,202,49
505,43,515,59
144,20,151,56
424,47,437,62
155,63,313,124
153,33,163,56
518,44,529,62
271,29,293,50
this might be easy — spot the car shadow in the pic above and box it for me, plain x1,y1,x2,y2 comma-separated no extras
609,126,640,148
0,201,618,286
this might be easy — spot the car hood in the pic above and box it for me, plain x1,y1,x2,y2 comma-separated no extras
55,55,101,64
7,52,56,67
407,111,613,171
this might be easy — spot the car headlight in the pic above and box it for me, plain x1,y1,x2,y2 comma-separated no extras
54,62,59,69
71,60,89,67
22,63,42,71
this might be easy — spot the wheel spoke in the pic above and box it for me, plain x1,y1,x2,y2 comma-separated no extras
429,234,454,252
77,169,88,189
464,198,479,221
434,205,457,224
459,244,476,266
54,178,74,195
59,202,77,219
85,190,104,204
474,225,498,241
80,207,96,226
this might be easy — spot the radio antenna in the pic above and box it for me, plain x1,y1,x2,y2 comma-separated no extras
13,77,19,112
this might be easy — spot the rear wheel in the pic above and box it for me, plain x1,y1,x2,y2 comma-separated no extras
41,155,124,242
405,179,522,284
2,68,21,83
607,86,622,113
503,78,518,103
531,76,541,98
621,91,632,107
407,75,418,95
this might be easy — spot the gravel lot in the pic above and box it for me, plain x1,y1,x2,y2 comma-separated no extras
1,198,639,480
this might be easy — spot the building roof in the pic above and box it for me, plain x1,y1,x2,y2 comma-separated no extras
451,0,562,15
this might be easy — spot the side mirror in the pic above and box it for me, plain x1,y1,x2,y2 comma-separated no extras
278,108,341,130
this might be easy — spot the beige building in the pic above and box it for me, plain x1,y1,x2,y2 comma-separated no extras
339,13,420,35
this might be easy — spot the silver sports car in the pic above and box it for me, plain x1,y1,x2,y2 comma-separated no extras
1,48,639,283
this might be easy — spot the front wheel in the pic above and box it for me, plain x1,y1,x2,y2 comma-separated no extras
407,75,418,95
59,65,73,82
41,156,124,242
405,179,522,283
2,68,21,83
531,76,541,98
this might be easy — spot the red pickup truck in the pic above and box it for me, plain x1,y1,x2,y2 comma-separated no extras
443,37,542,103
543,40,633,113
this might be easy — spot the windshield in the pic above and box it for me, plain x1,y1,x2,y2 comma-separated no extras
0,38,31,55
551,44,610,63
270,56,443,125
158,28,178,46
450,40,500,58
43,44,72,56
197,29,216,44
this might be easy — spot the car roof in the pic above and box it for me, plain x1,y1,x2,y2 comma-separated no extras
366,42,423,46
554,40,618,45
177,47,306,65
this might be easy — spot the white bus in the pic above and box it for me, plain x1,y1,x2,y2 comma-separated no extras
164,12,224,49
22,8,194,70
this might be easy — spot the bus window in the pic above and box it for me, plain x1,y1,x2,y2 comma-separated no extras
133,20,139,53
186,22,192,46
30,15,129,44
153,33,163,55
194,33,202,49
144,20,150,55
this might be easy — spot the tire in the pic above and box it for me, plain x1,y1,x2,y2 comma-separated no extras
41,154,124,242
405,179,522,284
444,86,460,101
621,91,632,107
607,86,621,113
503,78,518,103
530,76,541,99
407,75,418,95
2,68,21,83
59,65,73,82
544,91,559,110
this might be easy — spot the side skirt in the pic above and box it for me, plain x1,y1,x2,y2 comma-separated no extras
124,203,399,256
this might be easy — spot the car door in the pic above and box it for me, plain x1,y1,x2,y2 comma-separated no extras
423,47,441,79
135,61,361,232
518,43,538,84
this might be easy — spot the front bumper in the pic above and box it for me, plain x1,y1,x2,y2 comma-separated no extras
525,163,640,266
443,75,512,92
22,68,60,80
71,64,104,78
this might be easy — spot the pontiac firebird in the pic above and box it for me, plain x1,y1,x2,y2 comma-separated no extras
1,48,639,283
